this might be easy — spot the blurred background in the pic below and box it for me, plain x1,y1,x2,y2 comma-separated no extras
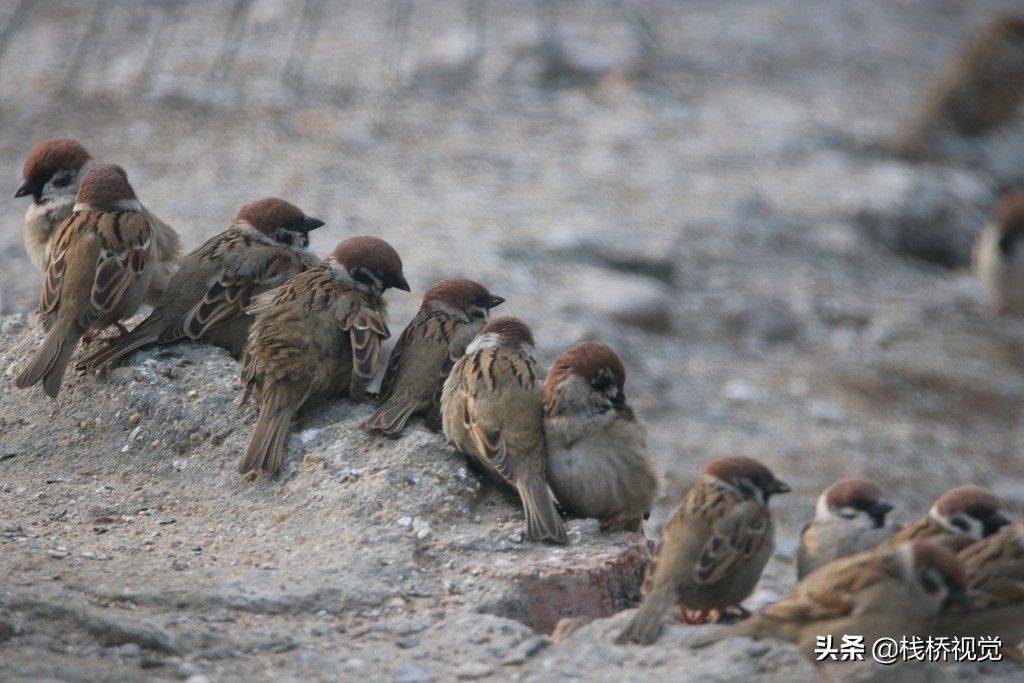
2,0,1024,544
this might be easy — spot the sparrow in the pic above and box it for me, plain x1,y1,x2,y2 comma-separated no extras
929,520,1024,659
973,190,1024,315
616,455,790,645
692,541,970,662
542,341,659,532
441,316,568,544
76,197,323,370
238,236,409,475
882,485,1011,552
893,15,1024,160
15,164,154,398
796,476,896,579
360,278,504,436
15,138,181,305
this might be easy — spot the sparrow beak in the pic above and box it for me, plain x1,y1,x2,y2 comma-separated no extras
767,479,792,496
985,511,1013,536
389,273,411,292
868,499,895,524
944,585,972,612
15,179,36,199
487,295,506,309
301,216,326,233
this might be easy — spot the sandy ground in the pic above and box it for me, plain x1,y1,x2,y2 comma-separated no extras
2,1,1024,681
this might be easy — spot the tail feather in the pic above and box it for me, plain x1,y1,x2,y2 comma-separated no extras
16,325,79,398
238,387,300,475
76,327,159,372
360,396,418,436
615,582,677,645
519,475,568,544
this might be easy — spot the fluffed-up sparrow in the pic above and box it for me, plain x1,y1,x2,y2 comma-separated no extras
973,190,1024,315
77,197,323,370
361,278,504,436
797,476,896,579
441,316,568,544
929,520,1024,659
543,341,659,532
238,236,410,475
15,138,181,304
616,455,790,645
15,164,154,397
882,485,1011,552
692,541,970,662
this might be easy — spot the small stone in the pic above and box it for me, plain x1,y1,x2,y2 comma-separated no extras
47,547,68,559
455,663,493,680
809,400,846,423
397,516,413,527
129,413,141,425
395,637,420,649
117,643,142,658
171,460,187,471
393,663,435,683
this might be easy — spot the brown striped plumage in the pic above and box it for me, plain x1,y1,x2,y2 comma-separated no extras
77,197,322,370
361,278,504,436
15,164,153,397
238,236,409,475
883,485,1011,552
928,521,1024,654
440,316,567,544
15,138,181,304
617,456,789,645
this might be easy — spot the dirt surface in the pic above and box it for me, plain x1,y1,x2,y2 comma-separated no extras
2,1,1024,681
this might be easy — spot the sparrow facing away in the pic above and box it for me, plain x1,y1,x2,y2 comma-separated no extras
441,316,568,544
361,278,504,436
77,197,323,370
929,520,1024,658
238,236,410,475
15,164,154,397
973,190,1024,315
15,138,181,304
692,541,970,662
543,341,659,532
616,455,790,645
797,476,896,580
893,15,1024,160
882,485,1012,552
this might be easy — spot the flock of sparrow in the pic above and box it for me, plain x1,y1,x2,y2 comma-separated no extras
8,136,1024,673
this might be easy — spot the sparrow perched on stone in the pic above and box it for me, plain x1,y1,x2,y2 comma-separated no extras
441,316,567,544
542,341,659,532
238,236,409,475
15,164,154,398
77,197,323,370
797,477,896,579
692,541,970,662
15,138,181,304
893,15,1024,160
616,455,790,645
973,190,1024,315
929,520,1024,659
882,485,1011,552
361,278,504,436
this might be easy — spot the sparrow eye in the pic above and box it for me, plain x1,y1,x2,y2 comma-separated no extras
949,516,971,532
52,171,73,188
920,572,940,594
352,268,379,288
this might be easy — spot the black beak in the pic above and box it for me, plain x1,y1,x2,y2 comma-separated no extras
767,479,792,497
301,216,325,233
944,585,972,612
985,511,1013,536
389,273,411,292
487,295,505,309
868,499,895,522
15,179,36,199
